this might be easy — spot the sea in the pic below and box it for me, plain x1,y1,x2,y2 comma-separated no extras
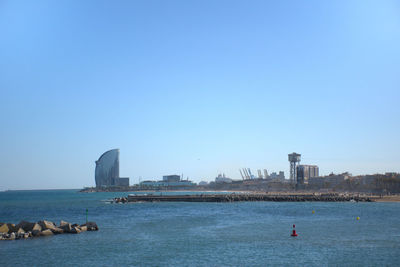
0,189,399,267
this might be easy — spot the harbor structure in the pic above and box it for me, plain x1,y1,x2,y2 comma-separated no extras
163,175,180,182
288,152,301,183
240,168,284,180
95,149,129,187
215,173,233,183
140,174,196,188
240,168,255,179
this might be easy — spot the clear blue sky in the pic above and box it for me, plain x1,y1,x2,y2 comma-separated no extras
1,0,399,189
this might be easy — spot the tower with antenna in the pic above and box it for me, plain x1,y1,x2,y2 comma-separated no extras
288,152,301,183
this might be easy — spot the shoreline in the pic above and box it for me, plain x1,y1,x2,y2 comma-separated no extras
373,195,400,202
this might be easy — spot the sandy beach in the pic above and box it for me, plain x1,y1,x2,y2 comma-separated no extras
374,195,400,202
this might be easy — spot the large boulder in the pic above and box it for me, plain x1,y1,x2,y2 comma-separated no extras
69,227,81,234
38,220,57,231
9,232,16,240
59,223,73,233
9,224,18,233
59,220,70,227
32,223,42,232
16,221,42,232
16,221,34,232
0,224,10,234
50,227,64,235
32,230,41,237
16,232,25,240
40,229,54,236
81,222,98,231
0,223,17,234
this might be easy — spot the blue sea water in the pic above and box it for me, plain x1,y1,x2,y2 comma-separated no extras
0,190,399,267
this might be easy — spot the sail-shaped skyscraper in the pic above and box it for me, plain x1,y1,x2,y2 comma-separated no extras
95,149,129,187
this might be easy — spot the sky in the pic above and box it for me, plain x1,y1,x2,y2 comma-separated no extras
0,0,399,189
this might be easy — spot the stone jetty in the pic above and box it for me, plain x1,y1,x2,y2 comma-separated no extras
0,220,98,241
114,193,375,203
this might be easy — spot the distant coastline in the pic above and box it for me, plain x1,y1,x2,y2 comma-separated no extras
81,172,400,195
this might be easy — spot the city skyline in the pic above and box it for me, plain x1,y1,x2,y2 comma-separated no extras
1,0,399,189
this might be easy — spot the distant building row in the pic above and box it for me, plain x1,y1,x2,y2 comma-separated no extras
94,150,321,187
140,175,196,187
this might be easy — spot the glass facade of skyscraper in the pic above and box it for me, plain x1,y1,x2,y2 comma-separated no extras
95,149,120,187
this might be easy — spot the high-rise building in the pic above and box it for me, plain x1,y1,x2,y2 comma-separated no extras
95,149,129,187
296,165,319,184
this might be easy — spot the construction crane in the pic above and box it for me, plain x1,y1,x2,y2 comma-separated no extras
239,169,245,180
243,168,250,179
243,168,247,179
248,168,254,179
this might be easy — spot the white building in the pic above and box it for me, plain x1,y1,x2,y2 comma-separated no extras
215,174,233,184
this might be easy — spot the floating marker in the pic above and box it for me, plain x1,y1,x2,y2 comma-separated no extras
291,224,298,237
356,216,360,220
312,210,315,214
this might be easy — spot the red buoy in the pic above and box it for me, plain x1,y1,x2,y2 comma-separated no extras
291,224,298,237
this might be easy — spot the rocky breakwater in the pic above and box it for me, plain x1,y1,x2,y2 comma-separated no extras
124,193,375,203
0,220,98,241
114,197,128,203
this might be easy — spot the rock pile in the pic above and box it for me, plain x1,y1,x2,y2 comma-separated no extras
114,197,128,203
0,220,98,241
125,193,374,203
